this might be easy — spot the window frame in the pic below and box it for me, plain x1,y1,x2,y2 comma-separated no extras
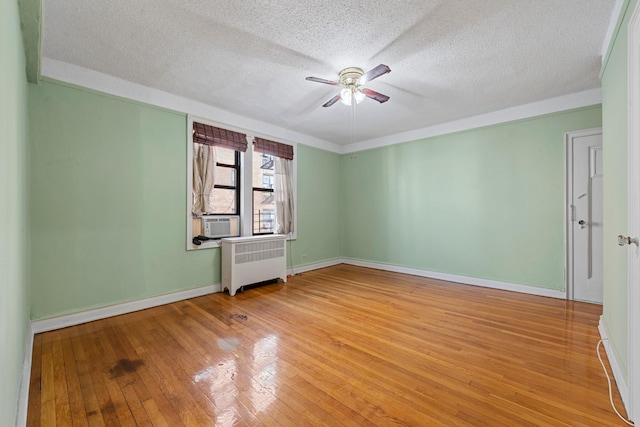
187,115,297,250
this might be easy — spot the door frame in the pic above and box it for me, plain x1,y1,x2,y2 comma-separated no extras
565,127,603,301
627,0,640,420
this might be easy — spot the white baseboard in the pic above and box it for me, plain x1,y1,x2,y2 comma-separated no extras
31,283,220,334
16,322,34,427
289,258,343,275
29,260,566,336
26,258,345,334
599,317,631,413
342,258,567,299
28,257,346,335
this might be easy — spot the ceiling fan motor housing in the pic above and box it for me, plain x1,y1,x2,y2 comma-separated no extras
339,67,364,89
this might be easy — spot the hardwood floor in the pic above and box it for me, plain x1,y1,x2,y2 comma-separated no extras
27,264,628,426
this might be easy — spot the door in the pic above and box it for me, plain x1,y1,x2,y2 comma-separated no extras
567,129,603,303
628,1,640,420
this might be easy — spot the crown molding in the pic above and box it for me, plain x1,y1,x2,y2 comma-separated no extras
341,88,602,154
40,57,342,154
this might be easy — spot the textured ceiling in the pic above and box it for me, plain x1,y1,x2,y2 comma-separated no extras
42,0,615,146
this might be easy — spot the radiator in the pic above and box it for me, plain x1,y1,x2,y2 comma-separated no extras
221,235,287,296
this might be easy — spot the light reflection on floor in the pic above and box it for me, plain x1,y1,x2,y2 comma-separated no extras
192,333,279,424
251,334,279,413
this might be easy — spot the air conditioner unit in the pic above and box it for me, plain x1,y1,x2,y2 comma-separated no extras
201,215,240,239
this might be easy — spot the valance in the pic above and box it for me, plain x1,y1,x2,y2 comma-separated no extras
193,122,248,152
254,137,294,160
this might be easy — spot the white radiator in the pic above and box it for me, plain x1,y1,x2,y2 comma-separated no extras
221,235,287,296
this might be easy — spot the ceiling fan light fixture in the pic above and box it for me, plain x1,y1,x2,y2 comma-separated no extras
306,64,391,108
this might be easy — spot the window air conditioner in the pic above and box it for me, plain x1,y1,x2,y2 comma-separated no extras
201,215,240,239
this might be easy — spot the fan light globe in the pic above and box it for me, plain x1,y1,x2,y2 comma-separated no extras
340,88,352,106
354,90,366,104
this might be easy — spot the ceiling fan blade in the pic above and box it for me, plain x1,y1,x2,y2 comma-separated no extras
306,76,340,86
322,93,342,107
361,88,390,104
360,64,391,84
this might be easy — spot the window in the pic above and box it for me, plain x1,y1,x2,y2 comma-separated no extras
256,209,275,233
192,144,240,215
253,151,276,234
187,116,296,249
190,120,247,244
209,147,240,214
262,175,274,189
253,137,295,237
260,153,274,171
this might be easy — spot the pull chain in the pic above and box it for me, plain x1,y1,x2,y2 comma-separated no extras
351,95,356,145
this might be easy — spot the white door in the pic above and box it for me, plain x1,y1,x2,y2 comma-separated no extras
628,2,640,420
568,129,603,303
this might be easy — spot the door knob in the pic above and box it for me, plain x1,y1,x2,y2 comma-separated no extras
618,235,636,246
578,220,586,225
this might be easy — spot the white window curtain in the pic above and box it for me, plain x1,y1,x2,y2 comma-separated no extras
192,143,216,215
274,157,294,235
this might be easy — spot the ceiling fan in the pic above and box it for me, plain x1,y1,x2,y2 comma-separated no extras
306,64,391,108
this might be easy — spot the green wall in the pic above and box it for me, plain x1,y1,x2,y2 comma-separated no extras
28,80,344,319
290,144,342,267
342,106,602,290
28,80,604,322
29,81,218,319
1,0,30,425
601,0,638,380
